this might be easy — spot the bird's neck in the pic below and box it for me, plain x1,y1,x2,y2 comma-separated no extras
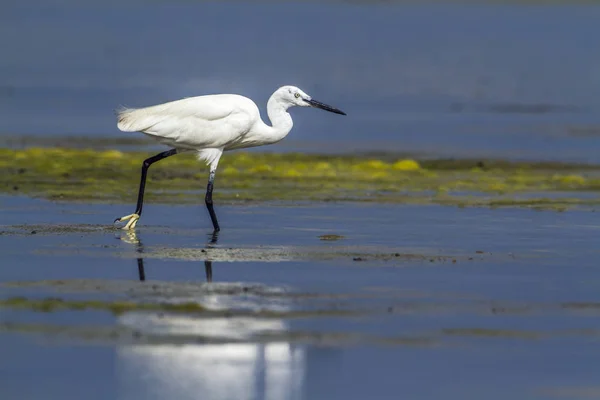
261,95,293,144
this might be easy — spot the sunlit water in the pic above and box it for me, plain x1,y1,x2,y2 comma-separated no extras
3,2,600,399
3,196,600,399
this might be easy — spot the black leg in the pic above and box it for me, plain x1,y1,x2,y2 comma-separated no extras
205,168,220,232
132,149,177,217
115,149,177,224
208,230,219,244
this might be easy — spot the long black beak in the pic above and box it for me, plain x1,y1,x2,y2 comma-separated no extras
304,98,346,115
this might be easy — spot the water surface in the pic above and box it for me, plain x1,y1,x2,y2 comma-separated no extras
2,2,600,398
2,2,600,161
2,196,600,399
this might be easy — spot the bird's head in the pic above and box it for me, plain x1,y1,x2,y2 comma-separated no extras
275,85,346,115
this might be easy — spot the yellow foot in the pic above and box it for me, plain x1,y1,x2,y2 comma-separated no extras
114,213,140,230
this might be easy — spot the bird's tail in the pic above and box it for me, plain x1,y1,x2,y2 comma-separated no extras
115,106,139,132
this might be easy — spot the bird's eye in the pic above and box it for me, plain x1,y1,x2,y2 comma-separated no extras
294,93,301,98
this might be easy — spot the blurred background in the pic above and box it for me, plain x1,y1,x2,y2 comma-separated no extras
1,0,599,161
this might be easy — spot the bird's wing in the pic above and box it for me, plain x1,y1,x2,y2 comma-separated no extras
117,94,259,149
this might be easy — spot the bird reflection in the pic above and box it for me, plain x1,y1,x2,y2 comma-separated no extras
137,259,146,281
118,230,215,282
114,230,309,400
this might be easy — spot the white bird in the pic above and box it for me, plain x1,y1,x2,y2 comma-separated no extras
113,85,346,232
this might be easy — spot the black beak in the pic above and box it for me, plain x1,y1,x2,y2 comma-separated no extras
304,98,346,115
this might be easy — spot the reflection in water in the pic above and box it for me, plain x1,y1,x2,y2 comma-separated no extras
116,342,305,400
116,230,308,400
136,259,145,282
120,230,214,282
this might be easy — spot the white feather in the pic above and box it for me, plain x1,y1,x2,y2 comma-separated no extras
196,148,224,169
116,95,263,150
116,86,344,168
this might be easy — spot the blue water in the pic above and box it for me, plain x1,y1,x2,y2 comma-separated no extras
3,196,600,399
2,2,600,160
3,3,600,398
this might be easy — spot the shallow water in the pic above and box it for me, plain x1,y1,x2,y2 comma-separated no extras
3,1,600,397
2,195,600,399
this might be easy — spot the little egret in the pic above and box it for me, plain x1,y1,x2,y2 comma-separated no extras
113,85,346,232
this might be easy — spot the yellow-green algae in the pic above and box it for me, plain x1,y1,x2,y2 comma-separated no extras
318,234,345,241
2,147,600,210
1,296,206,315
441,328,541,339
0,296,359,318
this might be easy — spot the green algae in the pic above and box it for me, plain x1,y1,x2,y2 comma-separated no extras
318,234,345,241
0,296,360,318
440,328,542,339
2,147,600,210
0,321,440,348
1,296,206,315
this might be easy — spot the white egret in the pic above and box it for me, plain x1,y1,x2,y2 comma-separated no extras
113,85,346,232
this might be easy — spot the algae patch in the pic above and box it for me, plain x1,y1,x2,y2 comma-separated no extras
3,147,600,210
318,234,345,241
0,296,206,315
0,296,360,318
441,327,542,339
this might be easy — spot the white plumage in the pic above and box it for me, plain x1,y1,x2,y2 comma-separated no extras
113,85,346,232
117,95,258,150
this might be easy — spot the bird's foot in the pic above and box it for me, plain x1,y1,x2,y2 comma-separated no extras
114,213,140,230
